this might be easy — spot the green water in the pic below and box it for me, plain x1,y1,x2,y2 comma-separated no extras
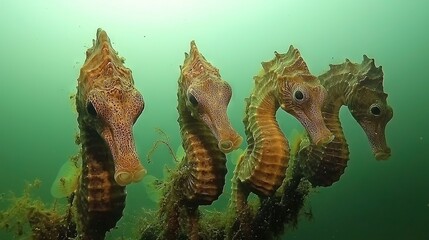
0,0,428,239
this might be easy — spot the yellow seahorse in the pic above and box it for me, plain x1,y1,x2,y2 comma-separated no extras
230,46,334,239
75,28,145,239
298,55,393,186
159,41,242,240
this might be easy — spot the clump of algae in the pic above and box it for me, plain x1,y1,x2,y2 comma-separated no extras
0,179,76,239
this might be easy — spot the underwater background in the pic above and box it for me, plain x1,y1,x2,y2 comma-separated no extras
0,0,428,239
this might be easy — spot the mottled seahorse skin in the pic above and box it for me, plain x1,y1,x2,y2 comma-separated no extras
75,28,145,239
160,41,242,240
229,46,333,239
298,55,393,186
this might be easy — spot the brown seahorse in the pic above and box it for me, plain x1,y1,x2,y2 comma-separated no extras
229,46,334,239
75,28,145,239
298,55,393,186
159,41,242,240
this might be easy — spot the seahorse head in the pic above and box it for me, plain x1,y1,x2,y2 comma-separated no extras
347,56,393,160
269,46,334,146
77,28,146,186
179,41,243,153
85,85,146,185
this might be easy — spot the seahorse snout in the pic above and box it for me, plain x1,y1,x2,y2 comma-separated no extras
219,140,233,152
115,167,147,186
101,124,146,186
218,134,243,153
375,149,391,160
313,129,335,146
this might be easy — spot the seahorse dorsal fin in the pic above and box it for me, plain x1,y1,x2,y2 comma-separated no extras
175,145,185,162
50,155,82,198
229,148,245,166
289,129,306,158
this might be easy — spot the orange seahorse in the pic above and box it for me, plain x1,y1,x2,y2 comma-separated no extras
75,28,145,239
297,55,393,186
159,41,242,240
229,46,334,239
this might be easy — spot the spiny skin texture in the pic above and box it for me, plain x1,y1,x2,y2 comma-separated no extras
298,55,393,186
75,29,144,239
160,41,242,240
229,46,333,239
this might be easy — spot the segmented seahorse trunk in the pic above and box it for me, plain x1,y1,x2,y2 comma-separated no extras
298,99,349,186
76,129,126,240
75,29,145,239
233,45,331,203
178,113,227,205
236,85,289,197
162,41,242,240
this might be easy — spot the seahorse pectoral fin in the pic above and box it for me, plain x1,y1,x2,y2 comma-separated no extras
229,148,245,166
51,156,82,198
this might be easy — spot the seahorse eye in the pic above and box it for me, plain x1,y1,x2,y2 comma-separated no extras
87,102,97,116
188,94,198,106
370,105,381,116
294,90,304,101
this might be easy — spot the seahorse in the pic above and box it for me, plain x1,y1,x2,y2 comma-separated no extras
298,55,393,186
249,56,393,239
229,46,334,239
159,41,242,240
75,28,145,239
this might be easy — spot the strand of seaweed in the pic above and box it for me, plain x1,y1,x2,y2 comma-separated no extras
0,179,76,239
146,128,179,164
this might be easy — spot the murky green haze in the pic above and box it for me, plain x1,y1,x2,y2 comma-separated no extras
1,0,428,239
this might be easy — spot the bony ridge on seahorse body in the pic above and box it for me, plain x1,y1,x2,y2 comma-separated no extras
159,40,242,240
229,45,334,239
297,55,393,186
75,28,145,239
